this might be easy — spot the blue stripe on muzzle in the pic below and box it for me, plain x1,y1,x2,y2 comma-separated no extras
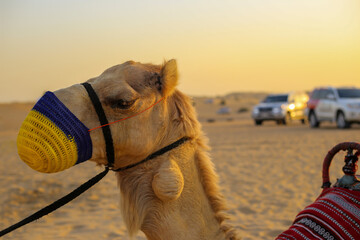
32,91,92,164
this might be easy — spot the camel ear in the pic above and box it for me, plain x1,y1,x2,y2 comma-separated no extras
159,59,178,97
152,159,184,202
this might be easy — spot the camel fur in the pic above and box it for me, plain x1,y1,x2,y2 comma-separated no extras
54,60,240,240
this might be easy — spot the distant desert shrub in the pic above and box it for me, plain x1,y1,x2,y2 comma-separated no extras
237,107,249,113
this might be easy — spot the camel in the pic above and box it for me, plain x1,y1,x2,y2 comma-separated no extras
53,60,241,240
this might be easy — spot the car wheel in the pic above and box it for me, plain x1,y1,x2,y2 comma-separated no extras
255,120,263,126
336,112,350,129
309,112,319,128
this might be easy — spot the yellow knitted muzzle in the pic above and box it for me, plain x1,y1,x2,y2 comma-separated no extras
17,110,78,173
17,92,92,173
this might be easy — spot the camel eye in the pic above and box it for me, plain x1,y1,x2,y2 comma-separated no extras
111,99,137,109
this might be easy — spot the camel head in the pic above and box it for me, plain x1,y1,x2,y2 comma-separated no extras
18,59,199,173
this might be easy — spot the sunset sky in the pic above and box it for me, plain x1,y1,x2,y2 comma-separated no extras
1,0,359,102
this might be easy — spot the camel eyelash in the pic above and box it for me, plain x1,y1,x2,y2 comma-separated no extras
110,99,138,110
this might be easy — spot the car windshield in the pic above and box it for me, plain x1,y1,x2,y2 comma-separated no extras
263,95,288,103
337,88,360,98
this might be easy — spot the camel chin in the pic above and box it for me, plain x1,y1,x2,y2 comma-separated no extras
152,159,184,202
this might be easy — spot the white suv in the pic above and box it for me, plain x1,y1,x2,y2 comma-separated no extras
307,87,360,128
252,92,308,125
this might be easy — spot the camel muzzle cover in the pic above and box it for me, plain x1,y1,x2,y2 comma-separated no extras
17,92,93,173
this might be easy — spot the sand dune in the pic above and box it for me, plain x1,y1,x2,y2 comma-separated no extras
0,96,359,240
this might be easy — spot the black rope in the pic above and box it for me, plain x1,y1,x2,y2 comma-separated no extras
112,137,191,171
81,82,115,167
0,167,109,237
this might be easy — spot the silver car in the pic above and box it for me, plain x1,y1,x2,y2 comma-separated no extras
307,87,360,128
252,92,308,125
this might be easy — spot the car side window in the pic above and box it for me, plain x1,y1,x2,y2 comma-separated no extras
324,90,335,100
311,90,321,100
318,90,327,99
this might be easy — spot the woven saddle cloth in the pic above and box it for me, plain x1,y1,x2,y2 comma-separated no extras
276,187,360,240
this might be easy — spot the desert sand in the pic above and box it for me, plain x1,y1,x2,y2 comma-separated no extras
1,94,359,240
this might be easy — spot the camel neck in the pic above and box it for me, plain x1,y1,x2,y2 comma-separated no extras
116,139,238,240
142,149,226,240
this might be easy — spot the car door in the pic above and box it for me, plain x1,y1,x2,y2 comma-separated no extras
316,89,329,121
291,93,303,119
317,89,335,120
295,93,308,119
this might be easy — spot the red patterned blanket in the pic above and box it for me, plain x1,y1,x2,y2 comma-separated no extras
276,187,360,240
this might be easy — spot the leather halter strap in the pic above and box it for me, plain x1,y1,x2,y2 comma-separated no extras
113,136,190,171
81,82,115,167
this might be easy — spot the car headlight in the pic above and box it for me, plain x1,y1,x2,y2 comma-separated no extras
253,108,260,114
347,103,360,109
288,103,295,110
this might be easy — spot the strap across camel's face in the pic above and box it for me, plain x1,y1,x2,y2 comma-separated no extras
17,60,179,173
